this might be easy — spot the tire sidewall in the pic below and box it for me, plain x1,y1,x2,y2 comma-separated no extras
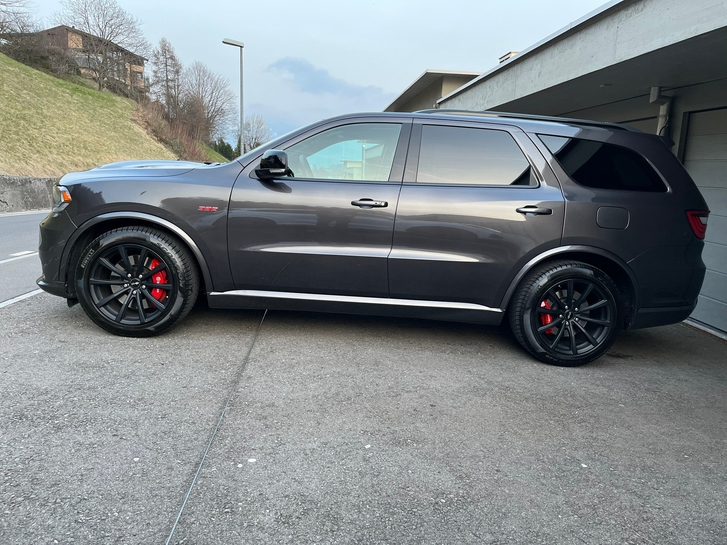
515,263,622,366
76,228,193,336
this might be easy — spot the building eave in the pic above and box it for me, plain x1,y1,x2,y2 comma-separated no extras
437,0,633,105
384,69,482,112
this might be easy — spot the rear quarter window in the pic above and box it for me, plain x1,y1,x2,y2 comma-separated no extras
539,135,667,192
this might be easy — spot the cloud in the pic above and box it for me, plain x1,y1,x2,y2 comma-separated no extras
241,57,399,139
268,57,395,106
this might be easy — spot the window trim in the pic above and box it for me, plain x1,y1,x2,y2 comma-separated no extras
247,118,412,185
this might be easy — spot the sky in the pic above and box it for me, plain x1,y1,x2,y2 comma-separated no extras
33,0,609,139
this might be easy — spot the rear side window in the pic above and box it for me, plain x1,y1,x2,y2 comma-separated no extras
417,125,536,186
539,135,667,192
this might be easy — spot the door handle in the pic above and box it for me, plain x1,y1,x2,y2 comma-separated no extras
351,198,388,209
516,205,552,215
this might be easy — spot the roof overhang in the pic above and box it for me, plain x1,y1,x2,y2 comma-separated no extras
384,69,482,112
499,26,727,116
437,0,727,116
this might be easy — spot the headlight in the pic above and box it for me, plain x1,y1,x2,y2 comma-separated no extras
52,184,72,210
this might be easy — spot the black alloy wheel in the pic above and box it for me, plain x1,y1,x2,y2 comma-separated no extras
76,227,199,337
510,261,622,366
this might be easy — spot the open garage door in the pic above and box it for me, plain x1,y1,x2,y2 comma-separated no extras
683,108,727,335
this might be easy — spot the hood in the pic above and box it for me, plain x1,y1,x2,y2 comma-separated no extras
94,160,209,171
60,159,219,184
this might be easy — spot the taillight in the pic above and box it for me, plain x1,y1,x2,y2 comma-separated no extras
686,210,709,239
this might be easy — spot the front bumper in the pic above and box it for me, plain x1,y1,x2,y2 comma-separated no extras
37,209,77,299
37,274,67,298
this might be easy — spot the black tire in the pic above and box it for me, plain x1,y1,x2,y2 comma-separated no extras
509,260,622,366
76,226,199,337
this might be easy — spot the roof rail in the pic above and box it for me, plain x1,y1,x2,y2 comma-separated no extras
415,109,636,131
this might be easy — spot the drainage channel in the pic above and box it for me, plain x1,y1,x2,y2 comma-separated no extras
165,309,268,545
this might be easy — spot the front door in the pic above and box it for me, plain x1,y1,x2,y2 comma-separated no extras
228,120,409,297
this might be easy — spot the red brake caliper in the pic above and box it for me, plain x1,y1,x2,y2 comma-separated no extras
149,258,168,303
540,300,554,334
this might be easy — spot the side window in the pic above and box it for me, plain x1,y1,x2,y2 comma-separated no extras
416,125,536,186
285,123,402,181
539,135,667,192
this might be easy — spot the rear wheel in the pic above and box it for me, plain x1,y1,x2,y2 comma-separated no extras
509,261,622,366
76,227,199,337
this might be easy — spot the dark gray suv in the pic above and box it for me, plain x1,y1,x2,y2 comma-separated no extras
37,110,710,366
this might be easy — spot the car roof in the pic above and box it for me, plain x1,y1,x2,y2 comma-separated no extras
324,110,640,136
414,109,638,132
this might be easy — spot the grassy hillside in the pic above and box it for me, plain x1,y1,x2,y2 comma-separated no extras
204,146,228,163
0,52,176,177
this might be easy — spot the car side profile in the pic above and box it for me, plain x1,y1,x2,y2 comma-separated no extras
37,110,710,366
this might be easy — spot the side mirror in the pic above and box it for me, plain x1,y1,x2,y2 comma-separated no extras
255,150,293,180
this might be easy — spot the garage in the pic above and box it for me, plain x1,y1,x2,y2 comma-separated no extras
683,108,727,333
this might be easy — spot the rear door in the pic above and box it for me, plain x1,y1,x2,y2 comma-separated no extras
389,120,565,309
228,119,410,297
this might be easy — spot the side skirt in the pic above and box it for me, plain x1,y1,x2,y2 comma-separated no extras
207,290,505,325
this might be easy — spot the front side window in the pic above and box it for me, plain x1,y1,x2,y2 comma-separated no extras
539,135,667,192
416,125,535,186
285,123,402,181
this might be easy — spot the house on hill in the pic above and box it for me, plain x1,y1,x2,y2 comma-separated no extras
36,25,146,94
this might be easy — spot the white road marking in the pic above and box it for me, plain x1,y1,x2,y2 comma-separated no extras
0,289,43,309
10,250,36,257
0,252,39,265
0,210,48,217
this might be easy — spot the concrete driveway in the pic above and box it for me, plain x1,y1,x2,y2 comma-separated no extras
1,295,725,544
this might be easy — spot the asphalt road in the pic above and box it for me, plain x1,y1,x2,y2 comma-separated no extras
1,211,726,544
0,210,46,304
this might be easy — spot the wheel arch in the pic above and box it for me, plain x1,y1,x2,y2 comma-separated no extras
501,246,638,327
61,212,213,299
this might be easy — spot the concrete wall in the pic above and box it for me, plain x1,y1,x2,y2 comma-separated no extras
394,75,481,112
401,80,446,112
441,0,727,110
0,176,56,213
440,76,477,102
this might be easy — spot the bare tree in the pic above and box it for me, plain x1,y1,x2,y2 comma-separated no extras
0,1,42,65
178,94,209,143
150,37,183,121
242,114,272,152
54,0,151,91
0,0,29,33
180,61,236,143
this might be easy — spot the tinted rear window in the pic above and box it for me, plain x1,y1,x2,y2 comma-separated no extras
539,135,667,192
417,125,536,186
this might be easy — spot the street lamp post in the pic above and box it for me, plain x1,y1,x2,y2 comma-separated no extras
222,38,244,154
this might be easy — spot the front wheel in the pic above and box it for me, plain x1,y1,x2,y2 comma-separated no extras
509,261,622,366
76,227,199,337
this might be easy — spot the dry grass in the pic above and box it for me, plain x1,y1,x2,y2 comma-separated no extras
133,103,230,164
0,52,176,177
134,103,205,163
